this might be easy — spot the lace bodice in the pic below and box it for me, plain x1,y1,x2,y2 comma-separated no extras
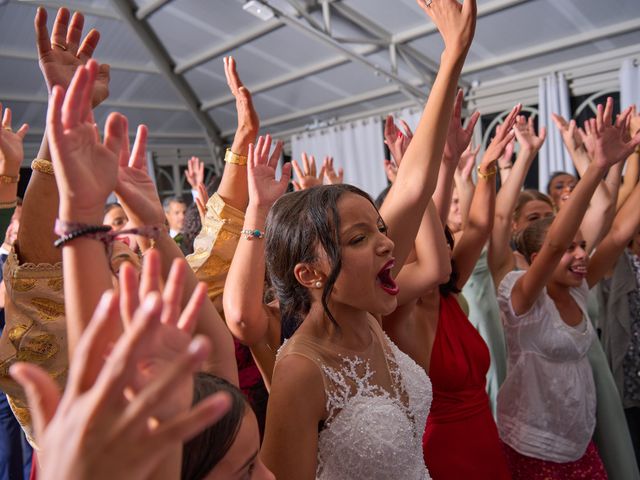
277,318,432,480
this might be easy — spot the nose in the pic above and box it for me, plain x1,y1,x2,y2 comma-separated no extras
376,231,394,256
575,245,587,259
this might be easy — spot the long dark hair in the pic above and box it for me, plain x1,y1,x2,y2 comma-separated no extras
181,374,247,480
439,225,461,297
265,184,380,338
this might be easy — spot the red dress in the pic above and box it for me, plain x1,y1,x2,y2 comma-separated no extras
423,294,511,479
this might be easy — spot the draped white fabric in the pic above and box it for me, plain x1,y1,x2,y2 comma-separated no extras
620,59,640,110
538,72,574,192
291,117,387,198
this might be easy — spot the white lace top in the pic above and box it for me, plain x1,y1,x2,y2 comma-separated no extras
497,271,596,462
277,317,432,480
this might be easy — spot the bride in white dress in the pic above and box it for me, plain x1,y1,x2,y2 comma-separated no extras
257,2,477,478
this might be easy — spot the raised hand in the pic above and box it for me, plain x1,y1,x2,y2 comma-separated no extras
248,135,291,208
630,105,640,138
35,7,110,107
195,183,209,223
416,0,477,57
119,251,207,420
185,156,204,190
47,60,125,224
497,139,514,170
224,56,259,136
479,103,521,171
513,114,546,152
0,105,29,177
115,121,165,229
323,156,343,185
456,143,480,182
551,113,583,153
586,98,640,169
9,276,230,480
292,152,324,191
444,89,480,163
384,115,413,166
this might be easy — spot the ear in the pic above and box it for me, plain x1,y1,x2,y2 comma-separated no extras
529,251,538,264
293,263,325,290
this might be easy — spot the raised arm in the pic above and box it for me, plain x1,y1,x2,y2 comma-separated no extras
488,113,545,287
216,56,259,211
114,122,238,386
433,89,480,224
47,61,122,357
223,135,291,346
618,107,640,208
0,105,28,219
453,143,480,227
380,0,477,275
512,100,640,315
18,7,109,265
452,108,518,288
588,178,640,287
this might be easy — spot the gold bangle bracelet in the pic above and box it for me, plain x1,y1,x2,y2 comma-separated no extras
0,174,19,184
477,164,497,180
0,200,17,209
224,148,248,166
31,158,54,176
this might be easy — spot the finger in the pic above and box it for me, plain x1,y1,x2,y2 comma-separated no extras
139,248,161,299
301,152,310,175
260,134,272,162
177,282,207,334
95,293,163,401
292,180,301,191
1,108,10,131
384,115,395,140
254,136,265,165
77,29,100,62
66,11,84,56
153,391,232,447
103,113,125,157
68,290,121,394
596,103,604,133
268,140,283,169
34,7,52,58
119,261,140,330
15,124,29,140
318,164,326,183
291,160,304,181
538,126,547,143
453,89,463,121
464,111,480,135
79,59,98,123
50,8,70,50
279,162,292,189
124,335,211,424
9,363,61,443
398,119,414,139
603,97,613,127
161,259,186,327
130,124,148,169
551,113,567,129
46,86,65,153
337,167,344,182
309,155,317,177
247,142,255,170
61,66,88,129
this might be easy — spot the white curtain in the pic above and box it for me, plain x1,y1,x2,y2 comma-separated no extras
291,116,386,198
538,72,574,192
620,58,640,110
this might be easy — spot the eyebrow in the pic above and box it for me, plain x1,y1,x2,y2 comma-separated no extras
235,449,259,474
341,221,374,235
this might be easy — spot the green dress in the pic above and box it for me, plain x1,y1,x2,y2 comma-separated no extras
462,248,506,417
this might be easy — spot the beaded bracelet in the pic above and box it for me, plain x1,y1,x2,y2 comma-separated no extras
54,220,163,248
0,174,19,184
241,228,265,240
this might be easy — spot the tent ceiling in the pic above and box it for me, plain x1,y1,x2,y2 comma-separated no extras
1,0,639,154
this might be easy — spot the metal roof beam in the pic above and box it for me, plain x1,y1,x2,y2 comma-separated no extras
1,92,188,111
0,48,158,74
463,17,640,75
201,44,378,111
264,1,426,103
110,0,224,164
392,0,530,44
174,19,284,74
136,0,173,20
12,0,121,20
220,82,424,136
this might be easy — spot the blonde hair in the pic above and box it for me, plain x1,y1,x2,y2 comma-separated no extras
514,189,554,221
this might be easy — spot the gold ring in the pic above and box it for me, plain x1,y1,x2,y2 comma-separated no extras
52,42,67,51
2,127,12,132
425,0,433,6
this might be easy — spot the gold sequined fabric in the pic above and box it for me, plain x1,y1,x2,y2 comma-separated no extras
186,192,244,300
0,241,139,446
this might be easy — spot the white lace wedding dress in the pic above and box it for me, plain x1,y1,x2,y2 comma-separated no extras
277,317,432,479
